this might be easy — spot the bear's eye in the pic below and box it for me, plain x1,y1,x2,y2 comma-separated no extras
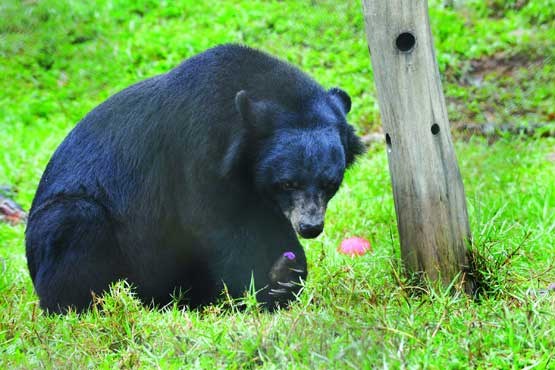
279,181,299,191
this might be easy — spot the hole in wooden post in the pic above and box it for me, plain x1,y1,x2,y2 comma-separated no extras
396,32,416,53
431,124,440,135
385,133,392,152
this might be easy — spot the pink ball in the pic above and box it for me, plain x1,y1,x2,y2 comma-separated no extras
338,237,372,257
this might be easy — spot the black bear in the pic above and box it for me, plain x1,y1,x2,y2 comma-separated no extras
25,44,365,313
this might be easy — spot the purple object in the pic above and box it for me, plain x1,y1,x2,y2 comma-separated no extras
283,251,296,260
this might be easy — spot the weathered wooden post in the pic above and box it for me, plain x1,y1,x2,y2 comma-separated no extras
361,0,473,291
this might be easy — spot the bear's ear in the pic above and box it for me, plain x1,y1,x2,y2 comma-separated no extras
221,91,273,178
343,123,366,168
235,90,273,138
329,87,351,114
235,90,254,124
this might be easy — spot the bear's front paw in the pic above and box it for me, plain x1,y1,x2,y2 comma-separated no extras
267,251,305,306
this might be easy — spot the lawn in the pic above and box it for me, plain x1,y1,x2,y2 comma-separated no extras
1,0,554,368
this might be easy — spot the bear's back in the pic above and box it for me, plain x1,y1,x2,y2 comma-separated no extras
167,44,323,112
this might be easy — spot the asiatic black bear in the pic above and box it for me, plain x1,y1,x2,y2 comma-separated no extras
25,44,365,313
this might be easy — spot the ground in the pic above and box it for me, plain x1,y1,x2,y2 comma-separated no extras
1,0,554,368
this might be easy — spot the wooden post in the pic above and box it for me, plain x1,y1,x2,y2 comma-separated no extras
361,0,473,291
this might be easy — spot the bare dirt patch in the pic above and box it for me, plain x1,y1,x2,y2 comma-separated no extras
461,53,547,87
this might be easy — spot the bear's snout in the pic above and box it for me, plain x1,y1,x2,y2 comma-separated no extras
285,193,326,239
298,221,324,239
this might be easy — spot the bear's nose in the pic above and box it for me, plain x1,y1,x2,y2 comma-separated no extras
298,222,324,239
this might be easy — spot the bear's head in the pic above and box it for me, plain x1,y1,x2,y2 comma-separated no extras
224,87,365,239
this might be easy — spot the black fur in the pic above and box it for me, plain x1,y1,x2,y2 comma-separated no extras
25,44,364,313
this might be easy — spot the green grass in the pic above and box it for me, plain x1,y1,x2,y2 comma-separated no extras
1,0,555,368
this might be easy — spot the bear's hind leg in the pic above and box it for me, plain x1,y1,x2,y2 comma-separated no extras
26,198,127,313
